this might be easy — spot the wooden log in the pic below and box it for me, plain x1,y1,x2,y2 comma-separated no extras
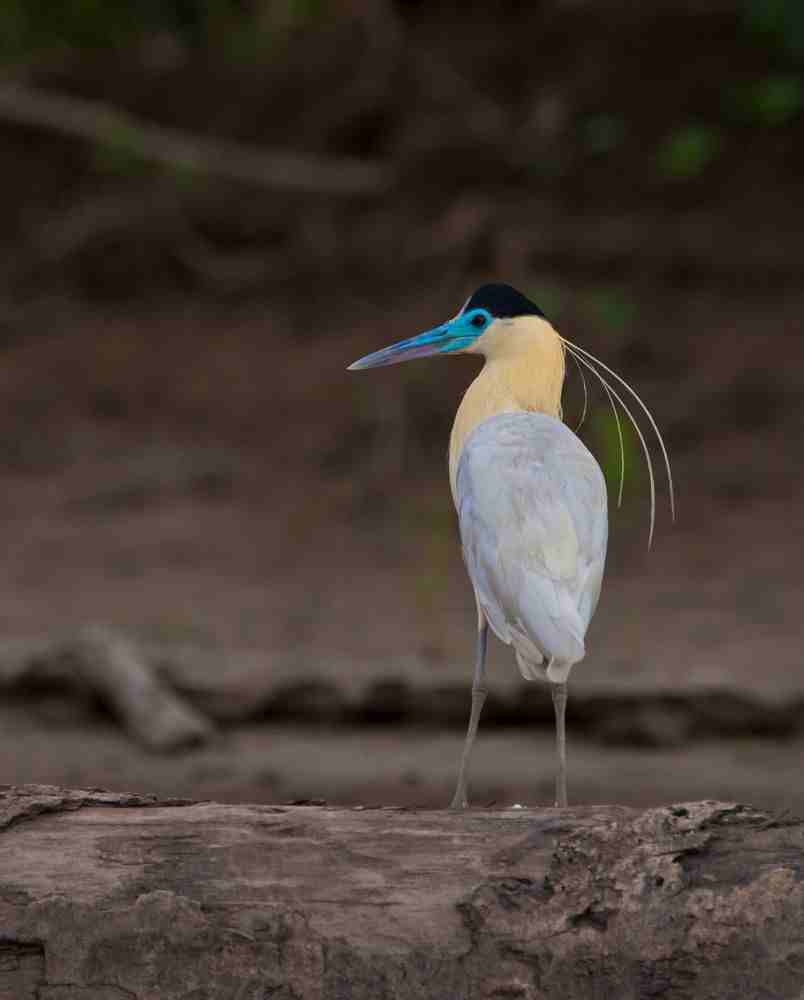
0,786,802,998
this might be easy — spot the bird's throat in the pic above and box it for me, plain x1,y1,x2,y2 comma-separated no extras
448,319,565,496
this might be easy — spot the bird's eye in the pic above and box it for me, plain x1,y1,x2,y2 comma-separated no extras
471,314,487,328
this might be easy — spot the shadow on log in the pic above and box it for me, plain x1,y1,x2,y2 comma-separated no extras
0,786,802,998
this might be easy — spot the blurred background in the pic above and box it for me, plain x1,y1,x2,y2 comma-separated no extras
0,0,802,811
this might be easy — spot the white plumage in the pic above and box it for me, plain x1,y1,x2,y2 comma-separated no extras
455,411,608,686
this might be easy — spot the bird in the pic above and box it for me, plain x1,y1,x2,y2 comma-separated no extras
348,283,673,809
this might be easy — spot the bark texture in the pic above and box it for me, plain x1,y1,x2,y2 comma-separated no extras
0,785,802,999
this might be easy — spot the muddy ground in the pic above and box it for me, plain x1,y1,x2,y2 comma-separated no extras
0,288,801,811
0,2,802,810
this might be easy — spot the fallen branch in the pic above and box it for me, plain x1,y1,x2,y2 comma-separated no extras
62,625,215,750
0,626,213,751
0,787,801,998
0,83,391,196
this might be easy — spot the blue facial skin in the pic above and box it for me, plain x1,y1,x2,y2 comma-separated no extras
348,309,493,371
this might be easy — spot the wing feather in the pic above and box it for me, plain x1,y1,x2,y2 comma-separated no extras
456,412,607,673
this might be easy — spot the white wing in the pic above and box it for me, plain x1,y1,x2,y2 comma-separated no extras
455,412,608,677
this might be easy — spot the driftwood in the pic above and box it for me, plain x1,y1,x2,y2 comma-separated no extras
0,627,214,751
62,627,215,751
0,785,802,999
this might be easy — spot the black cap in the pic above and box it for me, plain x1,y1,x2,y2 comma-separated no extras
462,283,545,319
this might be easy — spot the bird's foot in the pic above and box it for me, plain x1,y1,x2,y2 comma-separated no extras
449,794,468,810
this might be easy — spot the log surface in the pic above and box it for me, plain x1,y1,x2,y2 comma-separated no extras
0,785,802,999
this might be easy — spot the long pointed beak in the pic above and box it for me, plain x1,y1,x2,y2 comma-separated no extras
347,325,451,371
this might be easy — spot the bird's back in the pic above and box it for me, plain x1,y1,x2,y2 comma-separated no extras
455,411,608,682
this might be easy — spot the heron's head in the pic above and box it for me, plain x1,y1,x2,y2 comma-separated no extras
347,283,554,371
348,282,675,547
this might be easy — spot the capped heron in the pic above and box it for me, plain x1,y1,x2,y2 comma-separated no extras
348,283,673,808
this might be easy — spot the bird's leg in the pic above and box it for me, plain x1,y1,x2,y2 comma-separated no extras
550,680,568,808
449,618,488,810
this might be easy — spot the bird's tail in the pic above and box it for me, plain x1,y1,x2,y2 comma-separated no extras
515,650,546,682
515,651,575,685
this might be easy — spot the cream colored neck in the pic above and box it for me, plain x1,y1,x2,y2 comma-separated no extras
448,316,565,494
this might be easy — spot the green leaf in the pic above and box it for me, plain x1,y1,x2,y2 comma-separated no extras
526,282,569,323
730,75,803,126
93,122,151,176
657,124,722,180
583,287,638,334
590,405,640,500
742,0,804,63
